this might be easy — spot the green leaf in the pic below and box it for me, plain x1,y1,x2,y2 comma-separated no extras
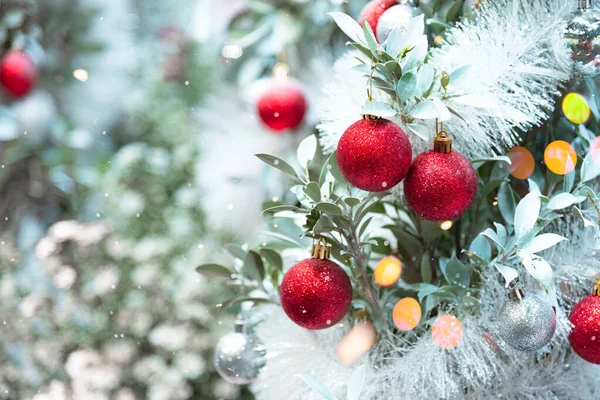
362,20,379,58
347,365,366,400
518,250,553,292
546,193,585,211
195,264,232,278
242,250,265,281
397,71,417,103
362,101,396,118
415,65,435,97
224,244,246,260
260,248,283,271
344,197,361,207
497,181,516,225
303,182,322,203
298,374,338,400
219,296,274,311
329,12,365,44
573,206,595,227
297,135,317,169
441,255,470,288
522,233,567,254
581,152,600,183
514,190,541,239
417,283,442,303
493,263,519,287
316,202,343,216
318,152,336,186
448,65,472,89
469,234,491,261
313,214,335,235
256,154,300,180
262,205,307,216
403,36,428,72
481,228,505,250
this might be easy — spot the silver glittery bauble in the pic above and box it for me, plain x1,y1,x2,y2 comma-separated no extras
498,293,556,352
564,7,600,64
214,323,266,385
376,3,423,43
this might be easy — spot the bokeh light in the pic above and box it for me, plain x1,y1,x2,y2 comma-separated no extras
544,140,577,175
393,298,421,331
440,220,453,231
336,321,377,366
562,93,590,125
374,256,402,287
432,315,463,350
507,146,535,179
591,137,600,167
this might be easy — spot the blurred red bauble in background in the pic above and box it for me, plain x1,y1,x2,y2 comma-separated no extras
337,117,412,192
280,242,352,330
569,279,600,364
358,0,398,39
257,80,307,132
0,50,38,98
404,133,478,222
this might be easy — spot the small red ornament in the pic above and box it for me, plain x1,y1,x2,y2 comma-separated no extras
358,0,398,41
337,118,412,192
280,239,352,330
569,278,600,364
0,50,38,98
404,132,477,222
257,80,307,132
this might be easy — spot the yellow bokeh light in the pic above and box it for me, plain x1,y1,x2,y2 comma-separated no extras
432,314,463,350
507,146,535,180
73,69,88,82
544,140,577,175
440,220,453,231
393,297,421,331
336,321,377,367
562,93,590,125
374,256,402,287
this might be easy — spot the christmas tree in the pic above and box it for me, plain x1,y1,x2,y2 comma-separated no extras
201,0,600,399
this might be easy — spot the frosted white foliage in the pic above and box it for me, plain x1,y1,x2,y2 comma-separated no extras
429,0,573,158
196,91,289,236
251,305,355,400
318,0,574,158
253,218,600,399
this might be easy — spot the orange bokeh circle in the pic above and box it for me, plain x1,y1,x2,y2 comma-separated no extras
544,140,577,175
393,297,421,331
432,315,463,350
507,146,535,179
374,256,402,287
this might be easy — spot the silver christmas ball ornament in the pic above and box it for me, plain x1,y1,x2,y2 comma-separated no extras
214,317,266,384
564,5,600,64
498,290,556,352
376,3,423,43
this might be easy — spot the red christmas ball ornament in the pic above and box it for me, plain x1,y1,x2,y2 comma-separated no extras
257,80,307,133
404,132,478,222
280,240,352,330
569,278,600,364
337,117,412,192
358,0,398,41
0,50,38,98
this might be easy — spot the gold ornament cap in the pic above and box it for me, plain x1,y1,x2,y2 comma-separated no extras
508,281,525,300
311,238,331,260
434,131,453,153
593,277,600,297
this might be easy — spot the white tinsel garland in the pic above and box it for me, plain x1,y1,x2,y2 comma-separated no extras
317,0,574,159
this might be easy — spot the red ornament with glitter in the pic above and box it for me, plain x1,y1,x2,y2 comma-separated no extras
337,118,412,192
280,239,352,330
569,277,600,364
0,50,38,98
257,80,307,132
404,131,478,222
358,0,398,41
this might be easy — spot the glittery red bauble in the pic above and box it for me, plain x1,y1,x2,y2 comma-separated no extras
404,150,478,222
337,118,412,192
569,295,600,364
257,80,307,132
280,258,352,330
358,0,398,41
0,51,38,98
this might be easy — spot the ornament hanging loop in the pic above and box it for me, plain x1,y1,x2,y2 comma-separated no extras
593,276,600,296
508,281,525,300
311,237,331,260
434,119,453,153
